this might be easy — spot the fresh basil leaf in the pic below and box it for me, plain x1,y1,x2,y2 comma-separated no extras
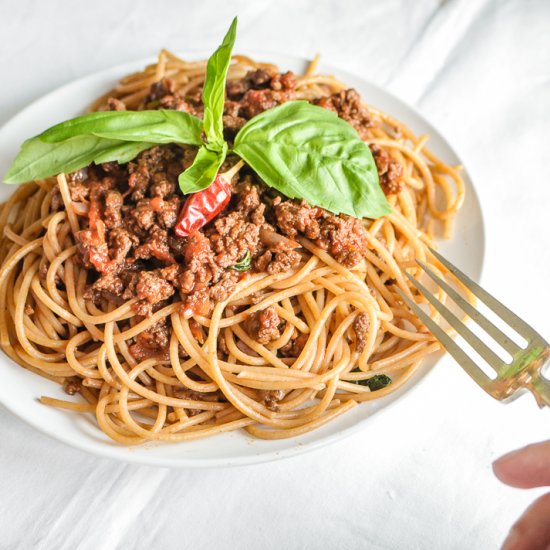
178,142,228,194
93,141,156,164
353,373,392,391
366,374,392,391
39,110,203,146
202,17,238,145
4,135,154,184
230,250,251,272
233,101,391,219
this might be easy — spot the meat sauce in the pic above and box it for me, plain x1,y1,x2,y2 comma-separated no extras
68,68,402,355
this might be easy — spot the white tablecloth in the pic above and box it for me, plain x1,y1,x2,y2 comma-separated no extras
1,1,549,548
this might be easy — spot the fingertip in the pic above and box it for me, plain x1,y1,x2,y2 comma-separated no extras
500,526,521,550
492,449,528,488
492,458,506,481
500,493,550,550
493,441,550,489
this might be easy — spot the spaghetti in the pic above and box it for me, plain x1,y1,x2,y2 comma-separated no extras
0,52,467,444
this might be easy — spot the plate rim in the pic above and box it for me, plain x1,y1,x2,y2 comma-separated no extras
0,51,486,468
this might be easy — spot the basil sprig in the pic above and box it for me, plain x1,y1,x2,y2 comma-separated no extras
4,16,392,221
177,17,237,193
178,143,228,194
4,111,202,184
202,17,237,146
234,101,390,218
39,109,203,145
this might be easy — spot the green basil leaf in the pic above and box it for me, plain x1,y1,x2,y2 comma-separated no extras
4,135,154,184
93,141,156,164
39,110,203,146
178,142,228,194
352,372,392,391
202,17,238,145
365,374,392,391
233,101,391,219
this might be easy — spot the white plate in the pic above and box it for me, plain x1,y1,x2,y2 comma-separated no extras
0,53,485,468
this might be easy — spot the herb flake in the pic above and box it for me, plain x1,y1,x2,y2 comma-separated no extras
354,373,392,391
231,250,252,272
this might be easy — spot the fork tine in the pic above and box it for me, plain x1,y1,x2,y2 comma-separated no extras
396,288,493,389
405,272,505,371
416,259,521,356
429,247,544,342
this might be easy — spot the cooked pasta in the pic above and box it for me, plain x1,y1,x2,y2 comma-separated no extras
0,51,468,444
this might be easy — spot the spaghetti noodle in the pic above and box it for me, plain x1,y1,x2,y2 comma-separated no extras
0,52,467,444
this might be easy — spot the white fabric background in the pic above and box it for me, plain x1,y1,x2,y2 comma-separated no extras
1,1,549,548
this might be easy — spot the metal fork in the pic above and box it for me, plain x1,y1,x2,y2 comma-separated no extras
396,248,550,407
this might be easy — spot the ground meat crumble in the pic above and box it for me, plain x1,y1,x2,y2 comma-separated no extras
314,88,374,139
244,306,282,345
370,144,404,195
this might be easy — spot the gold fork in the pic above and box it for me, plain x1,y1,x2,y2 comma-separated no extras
397,248,550,407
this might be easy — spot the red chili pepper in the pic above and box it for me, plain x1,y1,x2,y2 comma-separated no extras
174,174,231,237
